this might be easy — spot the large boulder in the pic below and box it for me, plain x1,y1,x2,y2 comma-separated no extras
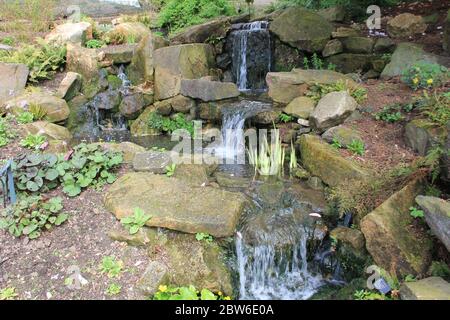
360,180,433,276
322,39,343,57
0,63,29,105
132,151,173,173
45,22,92,45
341,37,374,54
66,44,100,83
405,119,447,156
106,22,151,44
317,6,346,22
387,13,427,38
270,7,333,53
180,79,240,102
400,277,450,300
1,92,70,123
326,53,374,74
297,134,370,187
98,44,137,64
127,33,168,85
171,17,232,44
310,91,358,132
97,142,146,164
130,106,161,136
381,43,450,79
283,96,316,119
56,72,82,101
23,121,72,142
322,125,362,148
119,91,146,119
266,69,356,104
415,196,450,252
153,44,215,100
129,229,232,296
104,173,247,237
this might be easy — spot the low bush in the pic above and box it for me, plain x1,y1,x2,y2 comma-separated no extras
0,38,66,83
0,195,68,239
148,112,195,136
306,80,367,104
0,117,15,147
157,0,236,33
401,61,449,91
12,144,123,196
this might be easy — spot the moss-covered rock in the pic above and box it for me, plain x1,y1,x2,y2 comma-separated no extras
326,53,374,74
104,172,248,237
153,44,215,100
23,121,72,142
284,96,316,119
322,125,362,147
341,37,374,54
297,134,370,187
270,7,333,53
127,33,169,85
360,179,433,277
400,277,450,300
130,106,161,136
2,92,70,123
405,119,447,156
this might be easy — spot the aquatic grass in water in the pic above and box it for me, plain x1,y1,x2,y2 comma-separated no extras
247,129,285,176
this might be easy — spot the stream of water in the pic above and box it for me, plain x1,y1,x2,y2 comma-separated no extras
231,21,272,92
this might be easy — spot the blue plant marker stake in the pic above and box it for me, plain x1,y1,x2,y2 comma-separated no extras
0,160,16,207
374,277,391,295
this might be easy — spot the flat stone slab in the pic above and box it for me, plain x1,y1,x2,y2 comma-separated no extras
104,173,248,237
0,63,29,105
400,277,450,300
132,151,173,173
180,79,240,102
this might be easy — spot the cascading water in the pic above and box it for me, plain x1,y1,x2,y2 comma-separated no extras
70,66,130,143
229,21,272,92
207,100,271,163
234,187,326,300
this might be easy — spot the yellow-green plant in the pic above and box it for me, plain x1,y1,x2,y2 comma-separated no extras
248,129,285,177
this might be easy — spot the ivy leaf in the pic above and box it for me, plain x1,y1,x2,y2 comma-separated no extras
45,168,59,181
63,184,81,197
54,213,68,226
26,180,40,192
23,223,38,235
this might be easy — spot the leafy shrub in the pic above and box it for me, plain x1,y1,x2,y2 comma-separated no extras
401,61,449,90
303,53,336,71
0,39,66,83
1,37,14,46
120,208,152,235
148,112,194,136
306,80,367,104
195,232,213,243
429,261,450,280
416,91,450,128
85,39,106,49
0,196,68,239
354,289,389,300
100,256,123,278
16,112,35,124
58,143,123,197
157,0,236,33
279,113,295,123
153,285,231,300
0,287,18,300
106,283,121,296
374,103,413,123
165,164,176,177
12,144,123,196
20,134,46,149
0,117,15,147
409,206,424,219
347,139,365,156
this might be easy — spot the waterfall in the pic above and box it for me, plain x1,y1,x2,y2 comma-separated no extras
230,21,272,92
208,100,271,164
235,203,325,300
